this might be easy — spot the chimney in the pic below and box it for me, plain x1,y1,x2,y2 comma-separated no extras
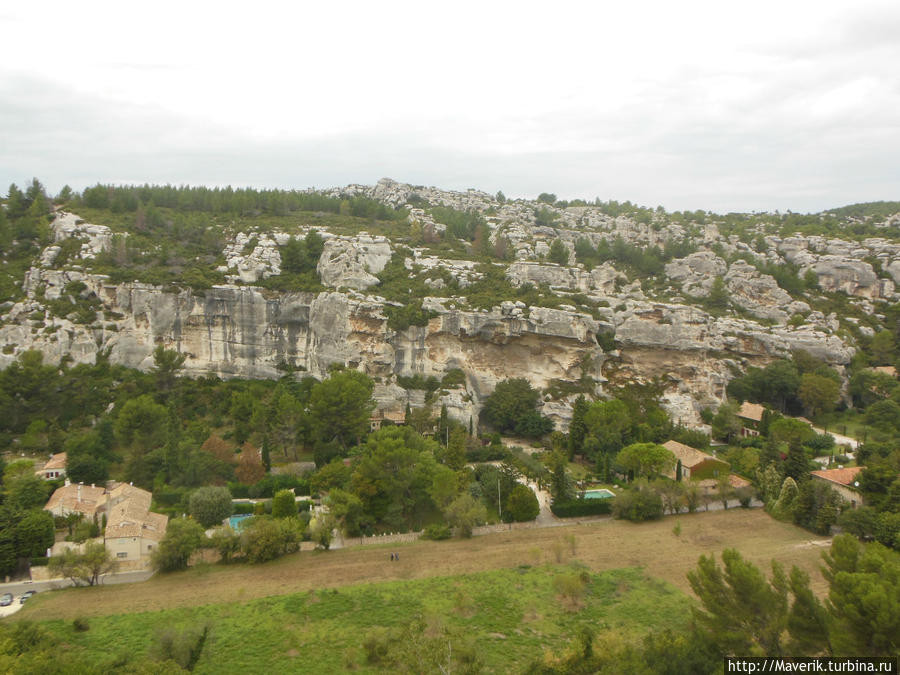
77,484,82,502
91,483,95,489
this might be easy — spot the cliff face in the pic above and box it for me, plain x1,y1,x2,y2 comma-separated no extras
0,266,853,430
7,184,893,431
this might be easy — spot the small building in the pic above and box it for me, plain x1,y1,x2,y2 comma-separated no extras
104,494,168,562
663,440,730,481
871,366,897,378
737,402,766,437
44,480,168,565
44,480,107,519
369,409,406,432
35,452,67,480
811,466,866,508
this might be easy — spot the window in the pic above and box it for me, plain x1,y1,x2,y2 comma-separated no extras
117,552,127,559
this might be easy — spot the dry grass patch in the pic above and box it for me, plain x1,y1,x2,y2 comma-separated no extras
20,508,829,622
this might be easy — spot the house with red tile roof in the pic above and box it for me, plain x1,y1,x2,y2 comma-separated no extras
663,440,730,481
44,480,168,564
737,402,766,437
35,452,67,480
810,466,865,508
104,484,167,564
44,480,107,519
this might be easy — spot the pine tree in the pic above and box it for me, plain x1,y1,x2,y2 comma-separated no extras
549,238,569,265
783,438,809,481
688,549,789,656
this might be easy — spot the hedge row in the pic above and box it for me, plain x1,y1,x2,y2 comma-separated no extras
550,499,613,518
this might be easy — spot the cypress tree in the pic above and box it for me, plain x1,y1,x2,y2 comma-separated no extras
783,438,809,481
261,435,271,473
675,459,683,482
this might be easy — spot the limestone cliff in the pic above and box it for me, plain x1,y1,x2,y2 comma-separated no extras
4,182,896,432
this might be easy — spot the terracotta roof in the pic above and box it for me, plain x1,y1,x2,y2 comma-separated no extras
738,402,766,422
104,487,168,542
872,366,898,377
663,440,721,469
44,483,107,516
107,482,152,512
811,466,865,487
41,452,67,471
729,474,751,489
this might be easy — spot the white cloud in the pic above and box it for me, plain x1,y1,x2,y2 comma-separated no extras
1,0,898,212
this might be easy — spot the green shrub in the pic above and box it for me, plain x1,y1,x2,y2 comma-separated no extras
612,487,664,522
385,301,437,332
465,445,508,463
550,499,612,518
421,523,452,540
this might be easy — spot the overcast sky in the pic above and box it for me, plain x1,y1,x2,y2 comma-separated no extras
1,0,898,213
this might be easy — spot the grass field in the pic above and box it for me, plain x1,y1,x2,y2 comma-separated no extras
20,509,830,624
24,565,691,673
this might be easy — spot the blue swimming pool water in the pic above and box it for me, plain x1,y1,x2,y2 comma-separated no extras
228,514,253,530
583,488,615,500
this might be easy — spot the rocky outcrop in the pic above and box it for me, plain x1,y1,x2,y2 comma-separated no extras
887,260,900,285
506,261,622,294
664,251,727,296
317,235,392,290
805,256,890,299
222,232,283,283
724,260,798,322
50,211,115,259
612,301,852,365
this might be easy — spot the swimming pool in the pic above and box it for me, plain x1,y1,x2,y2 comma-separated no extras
227,514,254,530
583,488,616,500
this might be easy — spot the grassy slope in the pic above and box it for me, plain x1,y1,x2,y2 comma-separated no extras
32,565,689,673
20,510,829,624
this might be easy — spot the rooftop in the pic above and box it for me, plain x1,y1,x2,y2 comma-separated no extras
44,482,107,516
662,440,724,469
40,452,67,471
810,466,865,487
738,402,766,422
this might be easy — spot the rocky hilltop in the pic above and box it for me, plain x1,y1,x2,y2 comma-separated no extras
2,179,898,430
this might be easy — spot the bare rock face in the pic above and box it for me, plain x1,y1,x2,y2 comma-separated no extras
664,252,727,296
612,301,852,364
50,211,115,259
806,256,884,298
223,232,282,283
887,260,900,285
724,260,793,322
317,235,392,290
778,237,817,267
506,261,623,294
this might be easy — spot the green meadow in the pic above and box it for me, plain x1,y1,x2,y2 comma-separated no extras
29,565,690,673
